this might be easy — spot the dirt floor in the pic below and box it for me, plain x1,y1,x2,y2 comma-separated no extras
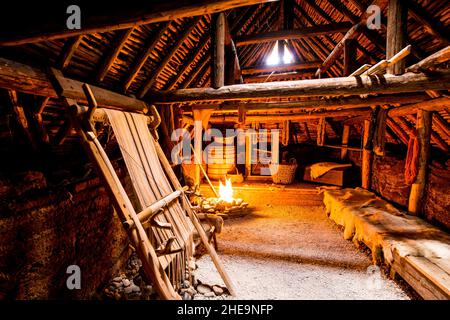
194,196,410,300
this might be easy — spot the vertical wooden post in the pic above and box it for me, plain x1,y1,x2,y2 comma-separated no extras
362,120,373,189
341,124,350,160
192,109,203,189
387,0,407,75
212,13,225,88
408,110,432,215
317,118,326,146
343,39,357,76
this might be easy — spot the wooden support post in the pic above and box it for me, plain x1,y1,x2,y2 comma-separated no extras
192,108,214,189
341,124,350,160
373,108,388,156
343,39,357,76
317,118,326,146
212,13,226,88
362,120,373,189
408,110,432,215
386,0,407,75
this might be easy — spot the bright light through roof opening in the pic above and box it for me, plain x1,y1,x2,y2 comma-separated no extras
266,40,294,66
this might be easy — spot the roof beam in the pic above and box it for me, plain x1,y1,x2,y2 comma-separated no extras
235,22,352,46
209,108,372,123
96,28,134,83
58,36,83,71
0,0,278,46
388,97,450,117
138,18,200,98
123,23,170,92
242,61,321,75
0,56,147,112
149,71,450,103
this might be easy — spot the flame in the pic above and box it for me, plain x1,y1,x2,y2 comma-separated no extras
218,178,234,202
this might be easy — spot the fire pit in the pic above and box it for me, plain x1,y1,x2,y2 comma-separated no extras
194,178,249,216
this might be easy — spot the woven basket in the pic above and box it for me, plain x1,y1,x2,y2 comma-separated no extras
269,158,298,184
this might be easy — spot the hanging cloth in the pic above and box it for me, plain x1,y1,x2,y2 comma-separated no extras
405,130,420,185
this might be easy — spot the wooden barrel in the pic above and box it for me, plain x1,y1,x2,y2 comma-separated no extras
207,137,236,180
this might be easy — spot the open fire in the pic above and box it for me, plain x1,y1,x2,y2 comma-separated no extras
197,178,249,216
218,178,234,203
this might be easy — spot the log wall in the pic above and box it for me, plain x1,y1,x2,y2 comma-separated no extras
0,100,129,299
371,155,450,231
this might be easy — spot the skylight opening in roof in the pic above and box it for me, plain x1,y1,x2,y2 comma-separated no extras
266,40,294,66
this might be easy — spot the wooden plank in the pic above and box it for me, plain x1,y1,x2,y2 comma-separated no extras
236,22,352,46
392,252,450,300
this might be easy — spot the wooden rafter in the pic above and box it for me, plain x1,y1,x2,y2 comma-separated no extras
235,22,352,46
123,23,170,92
58,35,83,70
1,0,277,46
96,28,134,83
138,17,201,98
149,70,450,103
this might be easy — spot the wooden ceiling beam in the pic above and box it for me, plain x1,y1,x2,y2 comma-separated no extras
244,71,315,83
164,38,210,90
208,107,372,123
123,22,170,92
407,1,449,46
138,18,201,98
181,93,427,112
96,28,134,83
149,71,450,103
58,35,83,71
1,0,278,46
235,22,353,46
0,57,148,112
299,0,377,63
388,97,450,117
242,61,321,75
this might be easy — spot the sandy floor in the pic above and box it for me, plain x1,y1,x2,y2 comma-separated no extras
194,204,409,300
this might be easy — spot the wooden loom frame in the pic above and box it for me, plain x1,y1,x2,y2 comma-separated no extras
49,69,236,299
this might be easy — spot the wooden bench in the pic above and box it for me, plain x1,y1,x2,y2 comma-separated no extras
323,188,450,300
